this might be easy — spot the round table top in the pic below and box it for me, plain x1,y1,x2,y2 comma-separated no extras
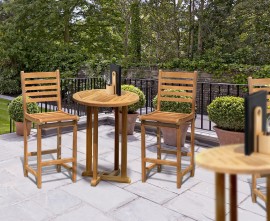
196,144,270,175
73,89,139,107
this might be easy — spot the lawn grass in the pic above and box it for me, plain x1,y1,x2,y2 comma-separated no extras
0,98,11,134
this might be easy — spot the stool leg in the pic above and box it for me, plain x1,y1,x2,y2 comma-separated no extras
190,119,195,177
23,120,29,177
57,127,61,172
37,126,42,189
141,121,146,182
72,121,77,182
176,126,182,188
157,127,161,172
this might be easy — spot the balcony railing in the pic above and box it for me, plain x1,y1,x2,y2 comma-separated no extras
9,77,248,133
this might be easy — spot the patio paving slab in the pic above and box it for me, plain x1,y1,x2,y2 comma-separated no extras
61,180,138,213
0,125,267,220
52,204,114,221
110,197,189,221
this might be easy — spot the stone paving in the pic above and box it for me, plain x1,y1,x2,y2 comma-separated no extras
0,125,267,221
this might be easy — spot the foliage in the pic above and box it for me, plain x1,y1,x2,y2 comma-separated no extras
160,58,270,84
130,0,141,63
152,90,192,114
207,96,245,132
121,84,145,114
8,96,39,122
0,0,269,91
0,68,21,94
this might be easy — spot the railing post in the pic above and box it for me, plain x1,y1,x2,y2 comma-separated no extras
201,83,204,129
209,83,212,131
145,80,149,114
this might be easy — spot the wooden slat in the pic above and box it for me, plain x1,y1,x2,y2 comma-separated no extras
160,79,194,85
23,72,57,78
40,120,76,128
24,79,57,85
25,165,37,177
28,149,57,156
161,85,193,91
253,87,270,93
160,149,190,156
182,166,193,176
250,78,270,85
146,163,157,171
28,97,58,103
26,91,58,97
41,158,74,167
161,71,195,79
25,85,58,91
142,120,178,128
61,163,73,171
144,158,178,166
160,97,193,103
160,90,193,97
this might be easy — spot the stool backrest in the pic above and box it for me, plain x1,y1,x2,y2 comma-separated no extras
157,70,198,114
21,70,62,112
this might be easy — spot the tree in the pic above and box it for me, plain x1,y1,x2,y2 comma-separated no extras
130,0,142,63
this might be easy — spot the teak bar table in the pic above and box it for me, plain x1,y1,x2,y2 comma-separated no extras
73,89,139,186
196,144,270,221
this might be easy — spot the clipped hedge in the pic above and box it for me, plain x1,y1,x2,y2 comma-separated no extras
207,96,245,132
121,85,146,114
8,95,39,122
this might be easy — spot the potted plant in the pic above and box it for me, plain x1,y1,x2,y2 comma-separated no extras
119,85,146,135
8,95,39,136
152,89,192,147
207,96,245,145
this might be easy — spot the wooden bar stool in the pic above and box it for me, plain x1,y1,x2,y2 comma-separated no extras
140,70,198,188
21,70,79,188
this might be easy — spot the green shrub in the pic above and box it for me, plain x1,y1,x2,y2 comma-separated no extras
8,95,39,122
207,96,245,132
121,85,146,114
152,89,192,113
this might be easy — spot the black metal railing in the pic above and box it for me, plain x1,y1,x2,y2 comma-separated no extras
9,77,248,133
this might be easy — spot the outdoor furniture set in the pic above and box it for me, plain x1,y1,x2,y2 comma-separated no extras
20,70,270,220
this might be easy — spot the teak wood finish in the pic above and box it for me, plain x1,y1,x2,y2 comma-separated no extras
139,70,198,188
196,144,270,221
248,76,270,203
21,70,79,188
73,89,139,186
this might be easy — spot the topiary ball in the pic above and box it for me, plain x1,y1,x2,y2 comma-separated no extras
8,95,39,122
121,85,146,114
207,96,245,132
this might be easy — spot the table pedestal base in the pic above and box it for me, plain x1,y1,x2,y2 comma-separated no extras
82,169,130,186
83,105,130,187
